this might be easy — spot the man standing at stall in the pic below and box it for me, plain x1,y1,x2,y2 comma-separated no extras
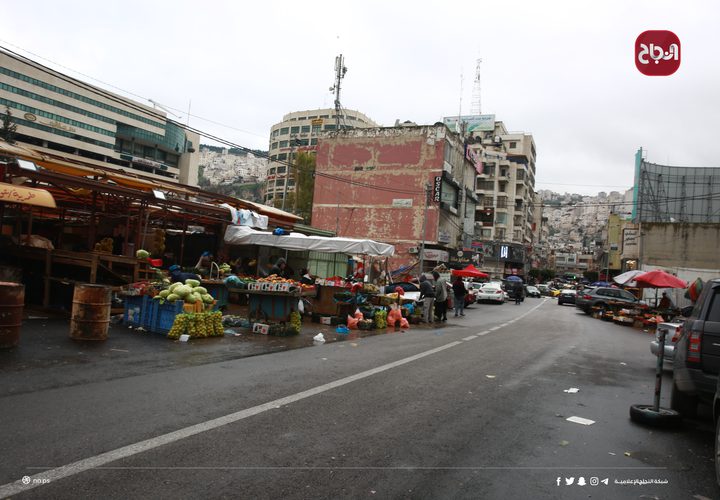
419,274,436,323
432,271,448,322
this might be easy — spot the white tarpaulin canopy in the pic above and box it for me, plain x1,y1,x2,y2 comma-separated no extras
224,225,395,256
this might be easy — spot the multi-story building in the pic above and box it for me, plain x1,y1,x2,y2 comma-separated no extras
265,108,377,205
446,115,537,277
0,49,200,185
311,124,476,273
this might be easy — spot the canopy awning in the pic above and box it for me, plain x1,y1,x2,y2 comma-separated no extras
0,182,56,208
224,225,395,256
451,264,489,278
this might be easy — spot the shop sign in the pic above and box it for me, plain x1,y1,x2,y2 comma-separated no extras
438,230,451,244
392,199,413,208
622,228,639,258
311,118,324,126
433,176,442,202
500,245,509,259
423,249,449,262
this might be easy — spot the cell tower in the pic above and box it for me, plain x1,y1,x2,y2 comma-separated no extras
329,54,347,130
471,58,482,115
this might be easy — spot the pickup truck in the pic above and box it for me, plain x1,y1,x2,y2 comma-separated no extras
671,278,720,419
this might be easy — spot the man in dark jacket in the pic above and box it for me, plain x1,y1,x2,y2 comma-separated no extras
419,275,436,323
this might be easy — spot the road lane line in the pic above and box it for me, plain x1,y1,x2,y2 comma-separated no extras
462,335,478,341
477,331,490,336
0,340,463,497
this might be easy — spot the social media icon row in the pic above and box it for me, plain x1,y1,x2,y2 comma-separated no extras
556,477,609,486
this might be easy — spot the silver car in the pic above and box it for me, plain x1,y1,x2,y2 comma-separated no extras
650,322,683,363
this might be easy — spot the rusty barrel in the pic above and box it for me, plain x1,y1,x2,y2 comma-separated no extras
0,282,25,349
70,284,111,341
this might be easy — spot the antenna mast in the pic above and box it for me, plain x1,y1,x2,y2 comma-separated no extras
471,58,482,115
329,54,347,130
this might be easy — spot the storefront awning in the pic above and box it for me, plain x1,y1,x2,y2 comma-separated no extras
0,182,56,208
224,225,395,256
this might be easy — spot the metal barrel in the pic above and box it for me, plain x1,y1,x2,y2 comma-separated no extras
0,281,25,349
70,284,111,341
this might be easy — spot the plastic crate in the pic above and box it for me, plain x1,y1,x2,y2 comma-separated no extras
149,300,184,334
205,284,229,310
123,295,152,328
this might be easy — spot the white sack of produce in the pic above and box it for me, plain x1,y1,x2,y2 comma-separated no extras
313,333,325,343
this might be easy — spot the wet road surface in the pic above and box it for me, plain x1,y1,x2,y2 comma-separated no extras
0,298,717,499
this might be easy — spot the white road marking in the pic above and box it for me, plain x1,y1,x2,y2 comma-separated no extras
462,335,478,341
477,331,490,336
0,340,463,497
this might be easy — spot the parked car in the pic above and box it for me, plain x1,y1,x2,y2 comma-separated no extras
525,285,541,298
557,289,577,306
574,287,640,314
477,283,505,303
537,284,551,296
672,278,720,420
650,322,683,365
463,281,478,306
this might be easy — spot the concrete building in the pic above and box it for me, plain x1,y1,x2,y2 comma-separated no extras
446,115,537,277
265,108,377,205
0,49,200,185
311,124,476,273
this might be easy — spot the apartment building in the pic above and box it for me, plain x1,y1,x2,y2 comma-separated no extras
265,108,377,205
0,49,200,185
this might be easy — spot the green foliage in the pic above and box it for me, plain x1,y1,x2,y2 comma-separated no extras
0,106,17,144
539,268,556,283
292,152,316,222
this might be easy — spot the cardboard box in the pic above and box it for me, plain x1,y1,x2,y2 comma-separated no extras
252,323,270,335
276,283,290,293
248,282,262,291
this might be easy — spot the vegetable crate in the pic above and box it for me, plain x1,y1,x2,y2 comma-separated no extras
123,295,153,329
148,300,184,334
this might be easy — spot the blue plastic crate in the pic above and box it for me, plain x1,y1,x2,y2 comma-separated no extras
123,295,152,328
149,299,184,334
205,283,229,310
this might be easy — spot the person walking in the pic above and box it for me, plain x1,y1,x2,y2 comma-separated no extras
452,276,468,317
432,271,448,321
419,275,436,323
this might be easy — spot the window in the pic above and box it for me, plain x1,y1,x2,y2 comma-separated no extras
291,126,300,134
440,179,458,210
279,140,289,148
277,153,287,161
510,141,517,148
324,124,336,131
496,213,507,224
271,142,278,150
477,180,494,190
273,130,279,137
301,125,310,133
310,138,318,145
307,115,317,119
277,166,286,174
708,293,720,322
280,127,289,135
320,115,329,119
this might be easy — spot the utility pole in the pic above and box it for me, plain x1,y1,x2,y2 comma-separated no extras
419,183,430,276
281,136,299,212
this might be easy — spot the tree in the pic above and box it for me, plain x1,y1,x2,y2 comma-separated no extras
292,151,316,223
0,106,17,144
539,268,556,283
583,270,599,283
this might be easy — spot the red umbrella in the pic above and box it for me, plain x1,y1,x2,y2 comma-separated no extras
634,270,688,289
451,264,489,279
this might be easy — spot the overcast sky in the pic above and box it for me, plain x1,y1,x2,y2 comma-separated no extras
3,0,718,195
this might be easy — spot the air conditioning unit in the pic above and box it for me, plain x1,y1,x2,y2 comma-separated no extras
408,247,419,254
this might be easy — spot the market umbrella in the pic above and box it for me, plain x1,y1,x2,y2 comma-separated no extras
505,275,523,282
451,264,489,279
613,270,646,286
590,281,611,287
634,270,688,289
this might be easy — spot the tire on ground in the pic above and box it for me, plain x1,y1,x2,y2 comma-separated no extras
629,404,682,428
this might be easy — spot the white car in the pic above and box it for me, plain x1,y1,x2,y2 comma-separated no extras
477,283,505,303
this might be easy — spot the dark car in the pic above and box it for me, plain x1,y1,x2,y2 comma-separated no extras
384,282,420,294
574,286,640,314
557,289,577,306
525,285,541,298
672,279,720,421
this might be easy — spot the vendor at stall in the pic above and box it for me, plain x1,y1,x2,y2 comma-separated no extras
659,292,674,309
269,257,289,278
300,268,314,285
194,251,214,277
169,265,201,283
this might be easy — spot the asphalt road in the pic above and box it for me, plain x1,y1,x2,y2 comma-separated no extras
1,298,717,499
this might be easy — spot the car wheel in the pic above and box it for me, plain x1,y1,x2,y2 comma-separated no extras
670,379,698,418
629,404,681,427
